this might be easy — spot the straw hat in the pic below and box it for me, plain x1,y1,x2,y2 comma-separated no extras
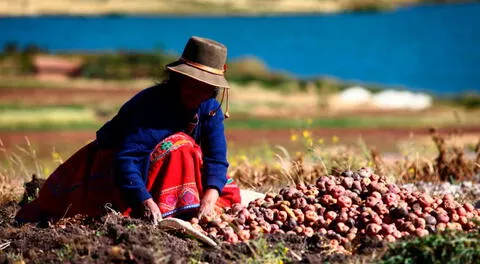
166,36,230,89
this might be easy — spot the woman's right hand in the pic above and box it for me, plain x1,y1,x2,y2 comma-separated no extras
142,198,162,225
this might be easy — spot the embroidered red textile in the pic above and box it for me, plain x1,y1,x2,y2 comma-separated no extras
15,133,241,222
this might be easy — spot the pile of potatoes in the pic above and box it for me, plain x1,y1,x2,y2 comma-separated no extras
190,168,480,249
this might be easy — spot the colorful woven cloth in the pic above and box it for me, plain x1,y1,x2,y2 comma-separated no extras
16,133,241,222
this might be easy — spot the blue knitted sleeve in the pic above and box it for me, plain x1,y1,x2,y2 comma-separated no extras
201,99,229,194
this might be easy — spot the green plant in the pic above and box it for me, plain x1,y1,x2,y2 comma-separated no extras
379,227,480,264
243,237,290,264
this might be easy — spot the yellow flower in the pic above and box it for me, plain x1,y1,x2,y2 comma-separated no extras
332,135,339,143
408,167,415,174
307,138,313,146
43,167,51,177
317,138,324,144
306,118,313,125
51,151,63,163
240,155,247,161
302,130,311,139
290,134,298,142
51,151,60,160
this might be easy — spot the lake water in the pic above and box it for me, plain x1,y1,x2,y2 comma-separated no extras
0,3,479,94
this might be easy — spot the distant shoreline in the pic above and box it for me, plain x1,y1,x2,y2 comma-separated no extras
0,0,475,17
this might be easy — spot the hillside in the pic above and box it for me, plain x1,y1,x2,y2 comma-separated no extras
0,0,467,16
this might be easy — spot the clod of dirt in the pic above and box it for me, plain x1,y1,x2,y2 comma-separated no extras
18,174,45,206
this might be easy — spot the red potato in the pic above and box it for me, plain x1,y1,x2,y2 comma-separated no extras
294,226,304,234
352,181,362,192
336,222,350,234
375,204,389,215
385,235,396,242
383,193,398,206
405,222,416,233
458,216,468,226
443,200,456,210
304,227,314,237
346,233,356,241
381,224,397,235
237,230,250,241
415,228,429,237
436,223,447,232
457,207,467,217
359,167,373,178
361,177,372,187
437,213,450,223
419,194,434,207
224,232,239,243
305,210,319,222
342,177,354,189
366,223,382,235
425,215,437,226
338,196,352,208
370,173,380,182
414,218,426,229
338,212,349,223
329,239,340,248
191,168,479,246
276,210,288,222
318,228,328,235
447,222,462,230
366,196,379,207
392,230,403,239
320,195,333,206
464,202,475,212
465,221,476,230
443,194,455,202
332,186,346,198
303,204,316,213
325,211,337,221
387,184,401,194
372,215,383,225
451,213,460,222
260,222,272,233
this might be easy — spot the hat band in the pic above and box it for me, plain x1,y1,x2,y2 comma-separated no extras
180,58,225,76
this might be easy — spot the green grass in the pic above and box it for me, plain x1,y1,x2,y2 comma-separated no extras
0,113,473,132
225,115,464,129
0,78,65,89
0,106,100,131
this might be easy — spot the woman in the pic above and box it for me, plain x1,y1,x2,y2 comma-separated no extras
16,36,241,224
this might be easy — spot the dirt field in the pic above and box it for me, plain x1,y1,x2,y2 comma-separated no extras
0,87,140,107
0,177,385,264
1,125,479,150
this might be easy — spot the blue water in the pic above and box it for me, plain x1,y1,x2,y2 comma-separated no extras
0,3,479,94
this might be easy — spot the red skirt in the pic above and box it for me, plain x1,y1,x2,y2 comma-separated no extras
16,132,241,222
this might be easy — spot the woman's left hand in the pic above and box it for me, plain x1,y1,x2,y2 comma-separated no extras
198,188,219,220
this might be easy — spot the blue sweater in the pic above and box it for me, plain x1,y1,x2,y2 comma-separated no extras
96,84,229,206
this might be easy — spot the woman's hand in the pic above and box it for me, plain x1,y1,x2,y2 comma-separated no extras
198,188,219,221
142,198,162,225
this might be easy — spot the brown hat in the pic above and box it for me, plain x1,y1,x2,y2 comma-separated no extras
166,36,230,89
